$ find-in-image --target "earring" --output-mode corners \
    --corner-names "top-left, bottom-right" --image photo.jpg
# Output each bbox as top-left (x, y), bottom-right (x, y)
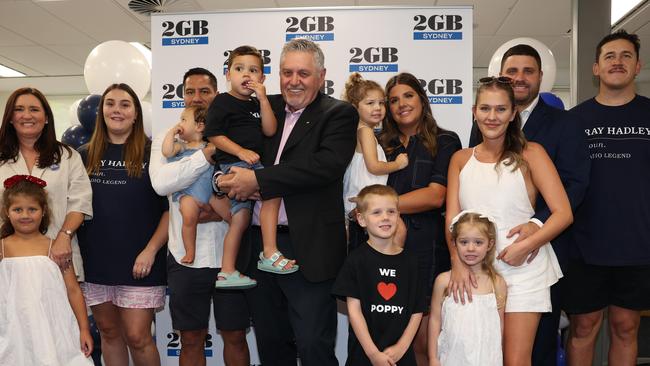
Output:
top-left (45, 120), bottom-right (49, 124)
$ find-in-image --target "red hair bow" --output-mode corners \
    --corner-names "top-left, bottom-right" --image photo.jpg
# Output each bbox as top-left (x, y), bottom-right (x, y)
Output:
top-left (3, 175), bottom-right (47, 189)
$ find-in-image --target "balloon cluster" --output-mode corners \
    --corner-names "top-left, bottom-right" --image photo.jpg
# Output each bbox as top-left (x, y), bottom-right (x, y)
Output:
top-left (62, 41), bottom-right (152, 148)
top-left (61, 95), bottom-right (100, 148)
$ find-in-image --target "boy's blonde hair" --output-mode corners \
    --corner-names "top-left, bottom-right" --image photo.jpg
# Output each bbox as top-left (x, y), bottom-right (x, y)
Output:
top-left (355, 184), bottom-right (398, 213)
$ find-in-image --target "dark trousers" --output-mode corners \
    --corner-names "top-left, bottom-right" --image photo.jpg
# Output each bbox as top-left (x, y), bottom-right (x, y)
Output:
top-left (532, 279), bottom-right (563, 366)
top-left (244, 226), bottom-right (338, 366)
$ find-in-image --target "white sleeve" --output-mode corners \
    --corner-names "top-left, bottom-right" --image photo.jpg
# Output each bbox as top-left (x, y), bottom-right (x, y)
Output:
top-left (65, 149), bottom-right (93, 219)
top-left (149, 129), bottom-right (212, 196)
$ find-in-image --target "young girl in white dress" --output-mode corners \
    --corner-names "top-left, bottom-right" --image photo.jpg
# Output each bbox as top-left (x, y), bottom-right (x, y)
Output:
top-left (428, 210), bottom-right (507, 366)
top-left (0, 175), bottom-right (93, 366)
top-left (342, 72), bottom-right (408, 247)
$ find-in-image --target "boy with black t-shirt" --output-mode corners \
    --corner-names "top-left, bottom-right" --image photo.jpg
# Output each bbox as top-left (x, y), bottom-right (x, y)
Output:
top-left (333, 184), bottom-right (424, 366)
top-left (565, 30), bottom-right (650, 364)
top-left (205, 45), bottom-right (298, 290)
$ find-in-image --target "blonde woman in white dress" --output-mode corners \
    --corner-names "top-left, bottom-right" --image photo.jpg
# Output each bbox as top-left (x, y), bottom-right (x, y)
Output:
top-left (445, 77), bottom-right (572, 366)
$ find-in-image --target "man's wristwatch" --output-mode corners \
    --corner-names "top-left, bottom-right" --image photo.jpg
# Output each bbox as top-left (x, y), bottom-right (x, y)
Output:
top-left (59, 229), bottom-right (74, 237)
top-left (212, 171), bottom-right (226, 197)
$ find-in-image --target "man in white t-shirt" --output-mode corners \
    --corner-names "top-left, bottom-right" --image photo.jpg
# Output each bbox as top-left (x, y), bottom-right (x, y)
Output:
top-left (150, 68), bottom-right (250, 366)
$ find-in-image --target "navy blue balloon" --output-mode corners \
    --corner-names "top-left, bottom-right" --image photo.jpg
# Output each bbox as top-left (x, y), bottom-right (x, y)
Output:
top-left (61, 125), bottom-right (92, 149)
top-left (540, 92), bottom-right (565, 110)
top-left (77, 94), bottom-right (101, 133)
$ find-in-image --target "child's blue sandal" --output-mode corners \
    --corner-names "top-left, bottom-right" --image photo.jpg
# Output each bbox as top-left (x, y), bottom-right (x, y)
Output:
top-left (257, 251), bottom-right (299, 274)
top-left (215, 270), bottom-right (257, 289)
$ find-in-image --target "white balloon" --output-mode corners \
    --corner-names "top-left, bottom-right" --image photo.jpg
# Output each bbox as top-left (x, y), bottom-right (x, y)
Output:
top-left (141, 101), bottom-right (153, 138)
top-left (84, 40), bottom-right (151, 99)
top-left (68, 98), bottom-right (82, 126)
top-left (487, 37), bottom-right (557, 92)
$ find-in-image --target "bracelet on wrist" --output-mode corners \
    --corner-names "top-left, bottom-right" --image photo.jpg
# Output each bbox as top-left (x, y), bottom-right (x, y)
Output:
top-left (212, 171), bottom-right (226, 197)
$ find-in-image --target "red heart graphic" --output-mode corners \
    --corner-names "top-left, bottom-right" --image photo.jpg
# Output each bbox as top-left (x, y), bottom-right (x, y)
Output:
top-left (377, 282), bottom-right (397, 301)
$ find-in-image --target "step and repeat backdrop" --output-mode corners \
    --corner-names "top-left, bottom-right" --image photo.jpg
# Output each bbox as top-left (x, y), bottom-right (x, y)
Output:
top-left (151, 6), bottom-right (472, 365)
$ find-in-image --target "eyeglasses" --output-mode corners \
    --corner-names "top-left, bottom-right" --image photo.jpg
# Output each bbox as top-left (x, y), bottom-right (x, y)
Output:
top-left (478, 76), bottom-right (513, 85)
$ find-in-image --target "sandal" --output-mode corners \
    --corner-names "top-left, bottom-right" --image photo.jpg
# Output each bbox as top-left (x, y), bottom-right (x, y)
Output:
top-left (215, 270), bottom-right (257, 289)
top-left (257, 251), bottom-right (299, 274)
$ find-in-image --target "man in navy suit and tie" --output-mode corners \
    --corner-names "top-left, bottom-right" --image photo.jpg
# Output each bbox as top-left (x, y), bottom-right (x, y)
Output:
top-left (469, 44), bottom-right (590, 366)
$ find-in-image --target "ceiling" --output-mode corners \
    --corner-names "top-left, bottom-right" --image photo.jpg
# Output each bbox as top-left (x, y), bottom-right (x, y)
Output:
top-left (0, 0), bottom-right (646, 94)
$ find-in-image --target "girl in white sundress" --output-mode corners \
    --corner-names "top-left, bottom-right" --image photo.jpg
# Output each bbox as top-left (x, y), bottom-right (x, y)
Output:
top-left (342, 72), bottom-right (408, 249)
top-left (429, 210), bottom-right (507, 366)
top-left (0, 175), bottom-right (93, 366)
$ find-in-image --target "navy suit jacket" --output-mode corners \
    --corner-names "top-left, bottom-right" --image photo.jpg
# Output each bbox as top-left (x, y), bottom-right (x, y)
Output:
top-left (469, 98), bottom-right (590, 270)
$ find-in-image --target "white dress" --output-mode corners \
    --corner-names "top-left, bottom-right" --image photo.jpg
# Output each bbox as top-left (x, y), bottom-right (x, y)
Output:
top-left (0, 241), bottom-right (93, 366)
top-left (438, 293), bottom-right (502, 365)
top-left (459, 151), bottom-right (562, 312)
top-left (343, 140), bottom-right (388, 215)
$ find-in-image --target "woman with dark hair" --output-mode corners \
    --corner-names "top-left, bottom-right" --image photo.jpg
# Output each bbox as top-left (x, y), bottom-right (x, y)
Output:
top-left (444, 77), bottom-right (571, 365)
top-left (379, 72), bottom-right (461, 365)
top-left (77, 83), bottom-right (168, 366)
top-left (0, 87), bottom-right (92, 274)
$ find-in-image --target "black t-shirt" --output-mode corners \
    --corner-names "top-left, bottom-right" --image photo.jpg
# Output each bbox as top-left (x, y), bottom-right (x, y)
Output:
top-left (571, 95), bottom-right (650, 265)
top-left (204, 92), bottom-right (263, 164)
top-left (332, 243), bottom-right (425, 366)
top-left (77, 142), bottom-right (168, 286)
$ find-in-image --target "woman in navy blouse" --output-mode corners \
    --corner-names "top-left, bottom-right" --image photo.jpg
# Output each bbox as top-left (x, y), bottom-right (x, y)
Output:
top-left (379, 72), bottom-right (461, 365)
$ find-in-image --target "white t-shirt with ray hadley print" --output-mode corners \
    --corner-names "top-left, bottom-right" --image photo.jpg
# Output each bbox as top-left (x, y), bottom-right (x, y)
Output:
top-left (571, 95), bottom-right (650, 266)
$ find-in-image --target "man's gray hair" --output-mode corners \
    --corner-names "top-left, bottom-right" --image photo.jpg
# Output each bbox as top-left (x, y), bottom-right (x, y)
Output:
top-left (280, 38), bottom-right (325, 71)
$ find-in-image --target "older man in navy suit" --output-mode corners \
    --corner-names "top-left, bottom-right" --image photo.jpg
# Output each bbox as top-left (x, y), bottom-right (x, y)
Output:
top-left (218, 38), bottom-right (357, 366)
top-left (469, 44), bottom-right (590, 366)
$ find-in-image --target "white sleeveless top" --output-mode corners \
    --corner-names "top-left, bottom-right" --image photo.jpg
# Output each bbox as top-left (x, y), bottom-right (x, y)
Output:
top-left (343, 140), bottom-right (388, 215)
top-left (438, 292), bottom-right (502, 365)
top-left (458, 151), bottom-right (562, 296)
top-left (0, 240), bottom-right (93, 366)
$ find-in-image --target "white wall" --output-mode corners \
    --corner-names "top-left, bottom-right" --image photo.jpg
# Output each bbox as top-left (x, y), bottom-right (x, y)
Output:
top-left (636, 81), bottom-right (650, 97)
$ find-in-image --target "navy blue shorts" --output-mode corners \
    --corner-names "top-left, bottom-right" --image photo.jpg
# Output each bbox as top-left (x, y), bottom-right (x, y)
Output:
top-left (167, 254), bottom-right (250, 331)
top-left (562, 258), bottom-right (650, 314)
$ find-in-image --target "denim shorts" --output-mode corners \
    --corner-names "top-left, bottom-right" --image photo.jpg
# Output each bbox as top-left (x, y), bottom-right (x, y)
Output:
top-left (218, 160), bottom-right (264, 216)
top-left (170, 149), bottom-right (213, 204)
